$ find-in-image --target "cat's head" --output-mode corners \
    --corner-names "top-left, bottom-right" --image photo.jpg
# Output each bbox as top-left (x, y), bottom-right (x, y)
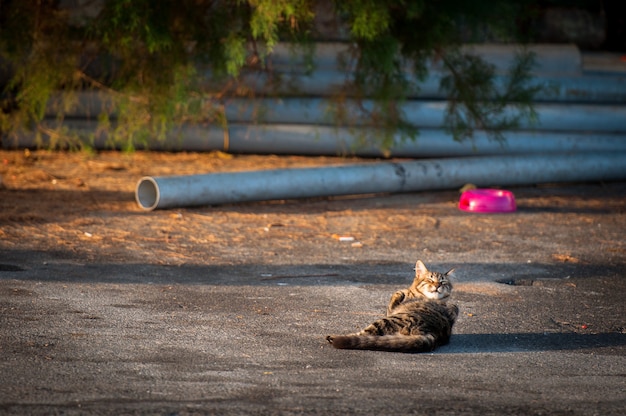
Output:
top-left (413, 260), bottom-right (454, 300)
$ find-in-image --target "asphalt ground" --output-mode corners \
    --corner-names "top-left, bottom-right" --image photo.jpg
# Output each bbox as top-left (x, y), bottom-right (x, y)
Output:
top-left (0, 151), bottom-right (625, 415)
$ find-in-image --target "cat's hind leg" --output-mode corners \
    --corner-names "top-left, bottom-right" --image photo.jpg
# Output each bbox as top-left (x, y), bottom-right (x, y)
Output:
top-left (355, 315), bottom-right (406, 336)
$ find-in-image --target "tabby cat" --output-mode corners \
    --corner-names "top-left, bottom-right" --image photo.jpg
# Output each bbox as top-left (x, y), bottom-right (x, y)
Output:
top-left (326, 260), bottom-right (458, 353)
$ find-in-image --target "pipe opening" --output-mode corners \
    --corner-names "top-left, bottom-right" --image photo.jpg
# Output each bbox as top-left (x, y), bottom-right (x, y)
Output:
top-left (136, 177), bottom-right (160, 211)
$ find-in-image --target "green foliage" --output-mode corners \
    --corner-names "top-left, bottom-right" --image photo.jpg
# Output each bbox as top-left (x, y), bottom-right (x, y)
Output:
top-left (0, 1), bottom-right (82, 146)
top-left (332, 0), bottom-right (542, 149)
top-left (440, 49), bottom-right (542, 143)
top-left (248, 0), bottom-right (314, 51)
top-left (0, 0), bottom-right (543, 151)
top-left (340, 0), bottom-right (391, 40)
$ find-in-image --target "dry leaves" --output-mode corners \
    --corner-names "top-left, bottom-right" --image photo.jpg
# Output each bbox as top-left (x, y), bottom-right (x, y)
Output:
top-left (552, 253), bottom-right (580, 263)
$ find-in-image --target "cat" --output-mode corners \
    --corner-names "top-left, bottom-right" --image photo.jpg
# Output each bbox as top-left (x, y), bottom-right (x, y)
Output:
top-left (326, 260), bottom-right (458, 353)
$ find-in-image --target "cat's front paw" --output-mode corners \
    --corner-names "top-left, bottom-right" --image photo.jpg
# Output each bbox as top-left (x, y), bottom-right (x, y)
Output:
top-left (326, 335), bottom-right (335, 344)
top-left (387, 291), bottom-right (406, 315)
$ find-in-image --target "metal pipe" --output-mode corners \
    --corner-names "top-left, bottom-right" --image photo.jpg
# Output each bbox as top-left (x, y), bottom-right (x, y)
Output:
top-left (225, 99), bottom-right (626, 132)
top-left (267, 43), bottom-right (583, 75)
top-left (240, 70), bottom-right (626, 103)
top-left (41, 92), bottom-right (626, 130)
top-left (8, 119), bottom-right (626, 157)
top-left (226, 125), bottom-right (626, 157)
top-left (135, 152), bottom-right (626, 210)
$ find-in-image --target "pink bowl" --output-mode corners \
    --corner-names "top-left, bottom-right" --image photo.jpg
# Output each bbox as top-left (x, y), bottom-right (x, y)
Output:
top-left (458, 189), bottom-right (516, 213)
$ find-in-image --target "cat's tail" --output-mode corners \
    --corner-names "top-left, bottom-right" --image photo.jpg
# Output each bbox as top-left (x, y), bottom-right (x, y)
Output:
top-left (326, 334), bottom-right (437, 353)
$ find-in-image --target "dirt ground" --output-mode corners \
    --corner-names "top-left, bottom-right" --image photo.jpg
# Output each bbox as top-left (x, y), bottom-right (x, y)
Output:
top-left (0, 149), bottom-right (625, 415)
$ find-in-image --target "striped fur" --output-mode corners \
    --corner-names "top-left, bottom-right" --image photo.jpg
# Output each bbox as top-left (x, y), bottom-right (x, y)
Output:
top-left (327, 261), bottom-right (458, 353)
top-left (387, 260), bottom-right (454, 316)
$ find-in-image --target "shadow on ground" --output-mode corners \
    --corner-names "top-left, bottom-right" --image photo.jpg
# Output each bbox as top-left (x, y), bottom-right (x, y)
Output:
top-left (0, 248), bottom-right (624, 285)
top-left (442, 332), bottom-right (626, 354)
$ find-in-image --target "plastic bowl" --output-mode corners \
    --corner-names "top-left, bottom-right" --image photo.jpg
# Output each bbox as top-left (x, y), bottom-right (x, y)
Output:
top-left (458, 189), bottom-right (516, 213)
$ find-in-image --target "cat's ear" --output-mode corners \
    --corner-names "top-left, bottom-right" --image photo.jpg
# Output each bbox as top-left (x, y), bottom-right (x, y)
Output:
top-left (415, 260), bottom-right (428, 275)
top-left (445, 268), bottom-right (456, 276)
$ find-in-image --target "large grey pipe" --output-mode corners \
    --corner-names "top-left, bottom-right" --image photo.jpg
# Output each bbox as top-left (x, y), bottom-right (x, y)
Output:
top-left (9, 119), bottom-right (626, 157)
top-left (136, 152), bottom-right (626, 210)
top-left (225, 125), bottom-right (626, 157)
